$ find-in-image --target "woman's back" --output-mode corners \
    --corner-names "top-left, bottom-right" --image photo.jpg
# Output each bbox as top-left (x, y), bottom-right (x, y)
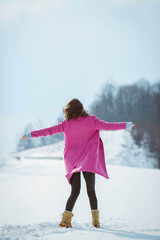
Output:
top-left (63, 115), bottom-right (98, 148)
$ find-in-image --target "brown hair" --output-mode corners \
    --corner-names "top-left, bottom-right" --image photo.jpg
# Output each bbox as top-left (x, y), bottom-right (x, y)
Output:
top-left (62, 98), bottom-right (90, 120)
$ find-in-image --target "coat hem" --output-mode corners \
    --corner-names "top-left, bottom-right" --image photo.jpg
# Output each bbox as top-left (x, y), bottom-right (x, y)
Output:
top-left (65, 168), bottom-right (109, 185)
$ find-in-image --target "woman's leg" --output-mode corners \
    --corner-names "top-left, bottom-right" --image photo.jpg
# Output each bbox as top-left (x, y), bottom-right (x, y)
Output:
top-left (82, 171), bottom-right (98, 210)
top-left (65, 172), bottom-right (81, 212)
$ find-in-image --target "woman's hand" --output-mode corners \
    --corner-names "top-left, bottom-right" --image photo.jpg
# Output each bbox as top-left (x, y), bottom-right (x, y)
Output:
top-left (22, 134), bottom-right (29, 140)
top-left (132, 123), bottom-right (135, 128)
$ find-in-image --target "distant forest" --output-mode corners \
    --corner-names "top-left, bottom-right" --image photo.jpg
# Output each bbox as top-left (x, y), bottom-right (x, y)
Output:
top-left (88, 79), bottom-right (160, 168)
top-left (17, 79), bottom-right (160, 168)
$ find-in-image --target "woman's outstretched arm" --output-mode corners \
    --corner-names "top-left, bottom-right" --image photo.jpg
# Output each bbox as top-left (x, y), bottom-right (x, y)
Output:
top-left (92, 115), bottom-right (135, 131)
top-left (22, 120), bottom-right (65, 140)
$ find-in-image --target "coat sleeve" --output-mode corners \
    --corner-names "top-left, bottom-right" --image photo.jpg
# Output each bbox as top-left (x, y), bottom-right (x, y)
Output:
top-left (92, 115), bottom-right (132, 131)
top-left (26, 120), bottom-right (65, 138)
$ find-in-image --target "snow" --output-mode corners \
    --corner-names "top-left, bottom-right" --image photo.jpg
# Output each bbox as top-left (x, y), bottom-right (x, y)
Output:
top-left (0, 131), bottom-right (160, 239)
top-left (0, 152), bottom-right (20, 169)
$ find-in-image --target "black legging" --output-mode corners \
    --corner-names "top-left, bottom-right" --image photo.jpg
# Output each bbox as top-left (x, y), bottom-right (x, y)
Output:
top-left (65, 171), bottom-right (98, 212)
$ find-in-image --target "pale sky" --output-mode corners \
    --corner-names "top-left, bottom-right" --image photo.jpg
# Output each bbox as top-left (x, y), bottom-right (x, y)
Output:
top-left (0, 0), bottom-right (160, 153)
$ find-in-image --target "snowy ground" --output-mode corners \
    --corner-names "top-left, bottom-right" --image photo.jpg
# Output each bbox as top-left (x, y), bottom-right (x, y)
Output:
top-left (0, 130), bottom-right (160, 239)
top-left (0, 158), bottom-right (160, 240)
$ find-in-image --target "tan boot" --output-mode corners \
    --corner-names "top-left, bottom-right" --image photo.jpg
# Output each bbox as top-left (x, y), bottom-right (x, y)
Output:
top-left (59, 210), bottom-right (74, 228)
top-left (91, 209), bottom-right (100, 228)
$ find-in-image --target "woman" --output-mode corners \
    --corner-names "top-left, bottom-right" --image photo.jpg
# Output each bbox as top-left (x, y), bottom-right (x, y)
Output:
top-left (22, 98), bottom-right (135, 228)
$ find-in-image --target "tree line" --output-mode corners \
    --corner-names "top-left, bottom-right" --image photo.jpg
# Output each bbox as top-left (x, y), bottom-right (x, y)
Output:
top-left (88, 78), bottom-right (160, 168)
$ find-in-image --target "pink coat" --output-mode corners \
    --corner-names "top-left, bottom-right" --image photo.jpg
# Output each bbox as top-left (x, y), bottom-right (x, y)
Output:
top-left (27, 115), bottom-right (132, 184)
